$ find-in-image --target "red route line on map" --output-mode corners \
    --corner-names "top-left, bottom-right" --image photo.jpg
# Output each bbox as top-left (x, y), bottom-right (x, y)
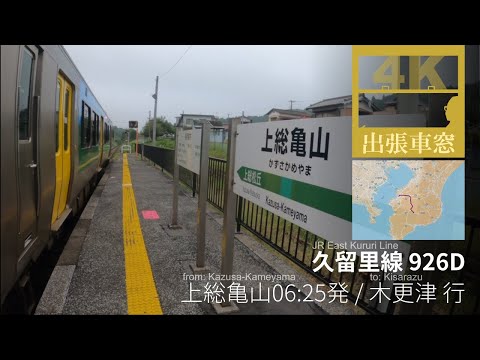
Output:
top-left (398, 194), bottom-right (414, 213)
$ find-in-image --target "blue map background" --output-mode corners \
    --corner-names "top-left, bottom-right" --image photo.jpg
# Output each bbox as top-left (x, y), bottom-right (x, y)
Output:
top-left (352, 163), bottom-right (464, 240)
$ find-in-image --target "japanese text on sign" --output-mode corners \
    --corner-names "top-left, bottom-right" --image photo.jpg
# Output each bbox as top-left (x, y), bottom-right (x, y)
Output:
top-left (362, 131), bottom-right (455, 155)
top-left (261, 127), bottom-right (330, 160)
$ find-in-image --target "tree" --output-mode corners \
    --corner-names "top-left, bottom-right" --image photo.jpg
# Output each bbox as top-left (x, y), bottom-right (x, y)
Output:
top-left (129, 129), bottom-right (137, 142)
top-left (142, 116), bottom-right (175, 141)
top-left (112, 126), bottom-right (124, 142)
top-left (210, 119), bottom-right (224, 127)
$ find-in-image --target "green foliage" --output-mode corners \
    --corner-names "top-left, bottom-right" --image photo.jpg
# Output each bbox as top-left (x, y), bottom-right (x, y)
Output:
top-left (112, 126), bottom-right (124, 143)
top-left (142, 117), bottom-right (175, 140)
top-left (210, 119), bottom-right (224, 127)
top-left (208, 142), bottom-right (227, 159)
top-left (143, 137), bottom-right (175, 149)
top-left (112, 126), bottom-right (136, 144)
top-left (154, 138), bottom-right (176, 149)
top-left (129, 129), bottom-right (137, 140)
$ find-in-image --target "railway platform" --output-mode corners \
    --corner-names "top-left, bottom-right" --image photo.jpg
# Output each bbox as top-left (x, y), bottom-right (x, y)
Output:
top-left (35, 153), bottom-right (332, 315)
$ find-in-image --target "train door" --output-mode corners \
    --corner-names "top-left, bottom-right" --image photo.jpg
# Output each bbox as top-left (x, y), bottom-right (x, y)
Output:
top-left (17, 45), bottom-right (40, 249)
top-left (51, 74), bottom-right (72, 224)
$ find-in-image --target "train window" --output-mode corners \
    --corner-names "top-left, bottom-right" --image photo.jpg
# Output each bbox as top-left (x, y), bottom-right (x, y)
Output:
top-left (55, 80), bottom-right (61, 152)
top-left (101, 116), bottom-right (104, 144)
top-left (96, 114), bottom-right (100, 145)
top-left (81, 102), bottom-right (91, 148)
top-left (92, 111), bottom-right (97, 146)
top-left (94, 114), bottom-right (97, 145)
top-left (102, 118), bottom-right (107, 143)
top-left (18, 47), bottom-right (34, 141)
top-left (64, 87), bottom-right (70, 150)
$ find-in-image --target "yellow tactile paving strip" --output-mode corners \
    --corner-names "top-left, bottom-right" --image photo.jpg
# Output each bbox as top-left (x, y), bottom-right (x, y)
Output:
top-left (122, 154), bottom-right (163, 314)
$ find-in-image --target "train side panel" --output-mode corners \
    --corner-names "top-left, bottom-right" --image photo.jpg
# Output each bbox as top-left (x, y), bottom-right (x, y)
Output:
top-left (1, 45), bottom-right (58, 302)
top-left (72, 80), bottom-right (102, 203)
top-left (1, 45), bottom-right (21, 304)
top-left (33, 46), bottom-right (57, 263)
top-left (1, 45), bottom-right (113, 305)
top-left (44, 46), bottom-right (106, 218)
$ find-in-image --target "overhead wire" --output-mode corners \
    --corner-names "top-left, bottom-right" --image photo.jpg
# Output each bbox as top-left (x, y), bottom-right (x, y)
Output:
top-left (158, 45), bottom-right (193, 80)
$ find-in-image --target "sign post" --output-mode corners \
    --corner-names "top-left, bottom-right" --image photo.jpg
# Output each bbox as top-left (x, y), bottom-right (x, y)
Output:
top-left (176, 127), bottom-right (202, 174)
top-left (136, 128), bottom-right (139, 157)
top-left (212, 118), bottom-right (241, 314)
top-left (170, 125), bottom-right (202, 229)
top-left (169, 126), bottom-right (182, 229)
top-left (191, 122), bottom-right (211, 273)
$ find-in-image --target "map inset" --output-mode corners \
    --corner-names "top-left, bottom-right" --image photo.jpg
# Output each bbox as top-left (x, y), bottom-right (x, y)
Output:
top-left (352, 160), bottom-right (464, 240)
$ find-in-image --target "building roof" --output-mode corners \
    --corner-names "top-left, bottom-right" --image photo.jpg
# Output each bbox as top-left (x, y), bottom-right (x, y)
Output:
top-left (265, 108), bottom-right (313, 117)
top-left (179, 114), bottom-right (215, 118)
top-left (230, 115), bottom-right (252, 122)
top-left (306, 94), bottom-right (393, 114)
top-left (176, 114), bottom-right (215, 127)
top-left (306, 95), bottom-right (353, 110)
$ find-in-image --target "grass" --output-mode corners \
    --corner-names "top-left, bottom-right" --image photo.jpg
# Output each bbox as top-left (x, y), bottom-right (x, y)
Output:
top-left (142, 138), bottom-right (228, 158)
top-left (209, 142), bottom-right (227, 159)
top-left (143, 138), bottom-right (175, 149)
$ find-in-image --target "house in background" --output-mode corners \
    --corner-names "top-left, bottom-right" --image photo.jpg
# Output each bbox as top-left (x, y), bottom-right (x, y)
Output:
top-left (265, 108), bottom-right (313, 121)
top-left (306, 94), bottom-right (399, 117)
top-left (240, 116), bottom-right (252, 124)
top-left (222, 115), bottom-right (252, 131)
top-left (366, 94), bottom-right (399, 115)
top-left (306, 94), bottom-right (370, 117)
top-left (234, 115), bottom-right (253, 124)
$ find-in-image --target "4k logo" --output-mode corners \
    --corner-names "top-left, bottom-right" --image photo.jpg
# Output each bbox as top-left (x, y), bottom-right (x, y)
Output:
top-left (373, 56), bottom-right (451, 90)
top-left (352, 45), bottom-right (465, 159)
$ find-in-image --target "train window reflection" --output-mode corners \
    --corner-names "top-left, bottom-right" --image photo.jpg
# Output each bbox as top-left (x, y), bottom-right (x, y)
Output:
top-left (81, 102), bottom-right (91, 148)
top-left (64, 88), bottom-right (70, 150)
top-left (18, 48), bottom-right (34, 141)
top-left (55, 80), bottom-right (61, 152)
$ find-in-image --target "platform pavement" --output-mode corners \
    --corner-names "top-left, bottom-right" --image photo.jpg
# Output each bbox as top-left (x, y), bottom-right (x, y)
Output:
top-left (36, 153), bottom-right (339, 315)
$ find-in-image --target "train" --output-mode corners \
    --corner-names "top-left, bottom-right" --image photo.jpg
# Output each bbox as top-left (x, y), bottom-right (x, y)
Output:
top-left (1, 45), bottom-right (117, 307)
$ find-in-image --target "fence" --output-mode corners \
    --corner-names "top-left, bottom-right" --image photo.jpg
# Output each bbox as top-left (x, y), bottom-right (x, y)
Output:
top-left (139, 144), bottom-right (479, 315)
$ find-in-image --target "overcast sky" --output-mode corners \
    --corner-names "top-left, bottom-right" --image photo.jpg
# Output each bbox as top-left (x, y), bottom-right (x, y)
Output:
top-left (64, 45), bottom-right (352, 129)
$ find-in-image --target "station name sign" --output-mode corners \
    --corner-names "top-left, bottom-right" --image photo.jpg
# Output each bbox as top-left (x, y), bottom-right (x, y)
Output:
top-left (233, 118), bottom-right (352, 243)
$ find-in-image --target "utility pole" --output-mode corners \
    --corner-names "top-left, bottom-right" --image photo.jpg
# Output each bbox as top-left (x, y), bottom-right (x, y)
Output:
top-left (288, 100), bottom-right (296, 110)
top-left (152, 76), bottom-right (159, 144)
top-left (149, 110), bottom-right (152, 141)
